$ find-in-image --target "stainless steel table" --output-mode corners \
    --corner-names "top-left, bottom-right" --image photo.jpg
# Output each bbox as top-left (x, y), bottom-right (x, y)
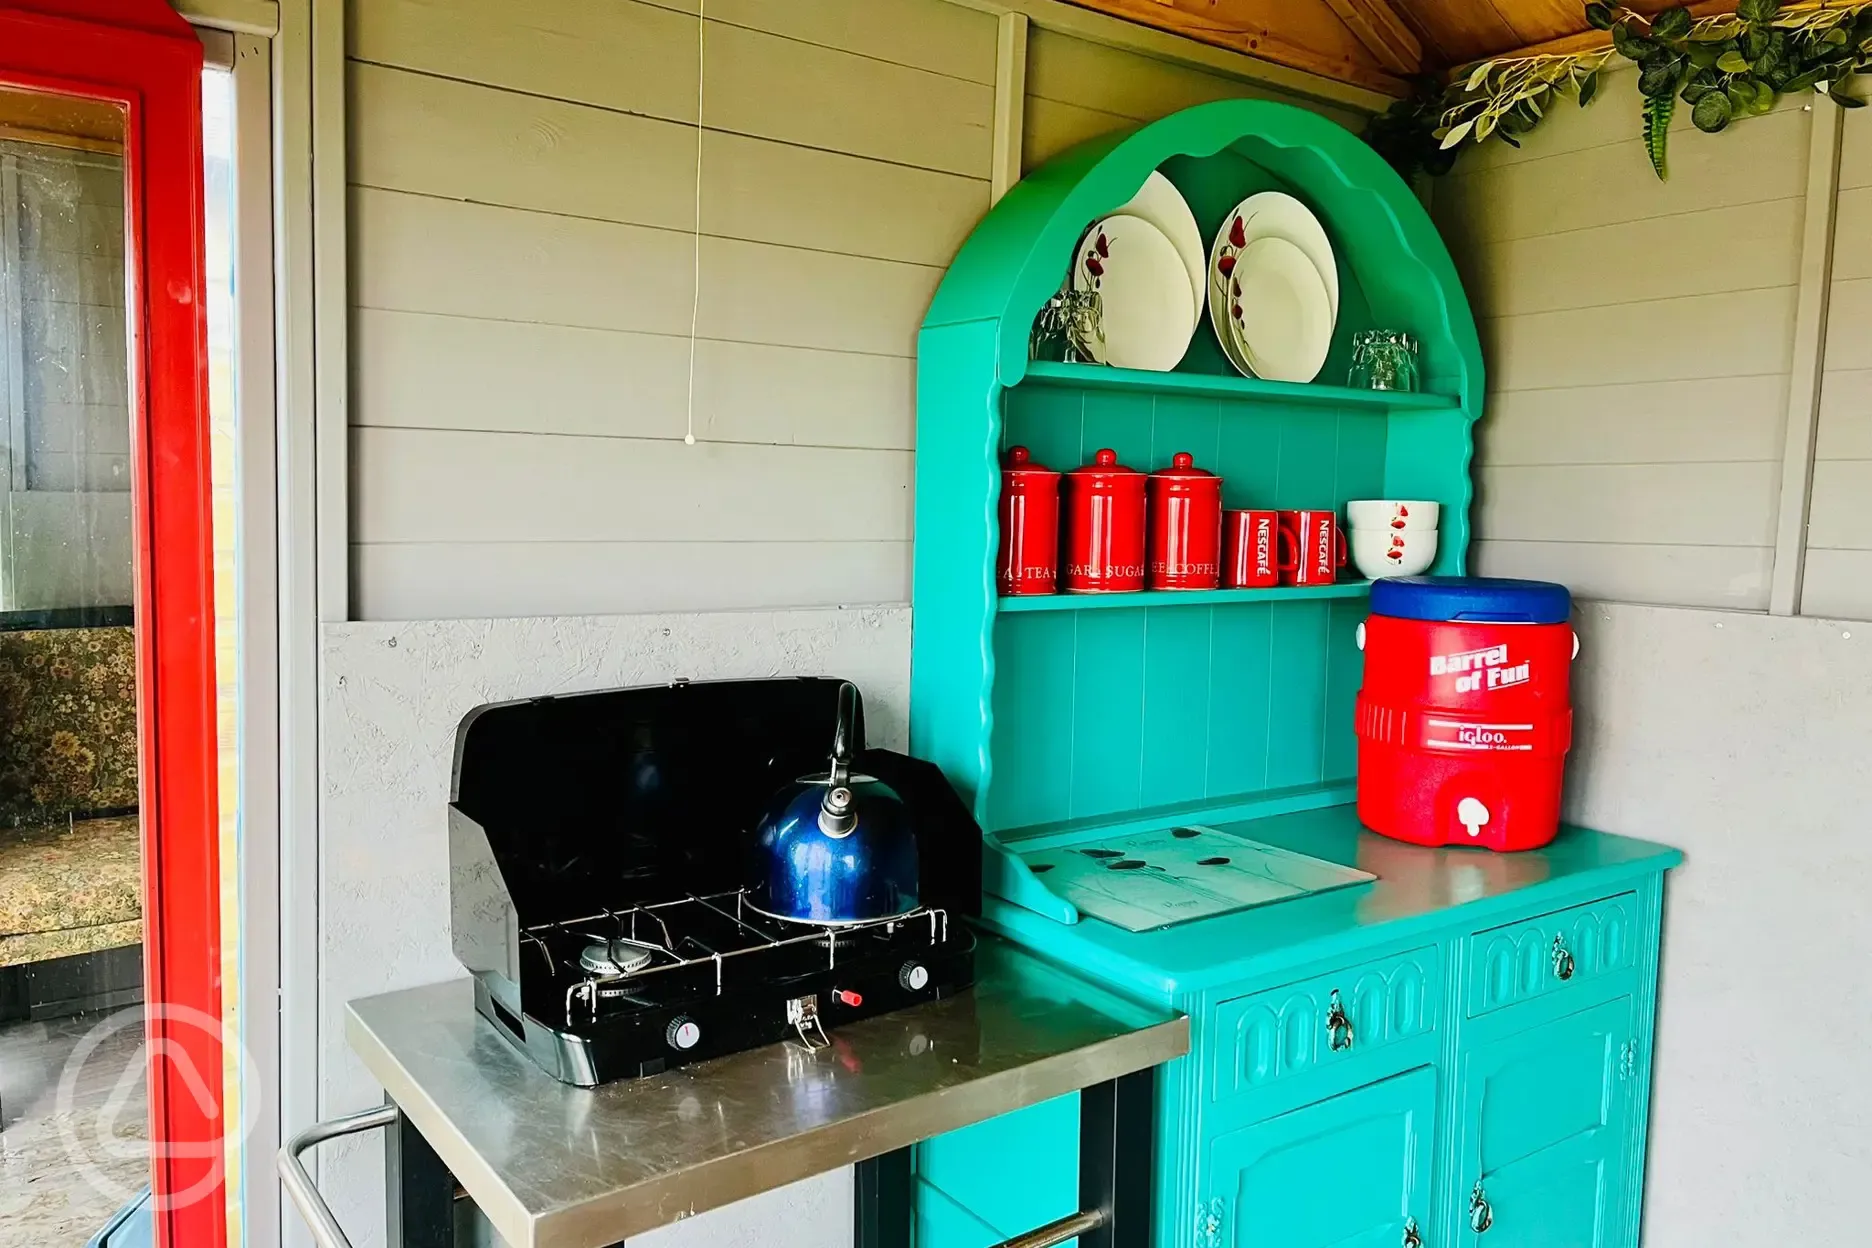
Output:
top-left (281, 934), bottom-right (1188, 1248)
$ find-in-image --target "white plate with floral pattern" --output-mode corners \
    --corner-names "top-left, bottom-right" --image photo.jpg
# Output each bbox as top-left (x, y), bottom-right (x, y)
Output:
top-left (1072, 214), bottom-right (1195, 372)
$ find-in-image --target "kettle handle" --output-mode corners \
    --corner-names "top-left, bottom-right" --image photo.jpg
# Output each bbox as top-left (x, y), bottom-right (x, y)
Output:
top-left (820, 682), bottom-right (861, 835)
top-left (828, 681), bottom-right (859, 788)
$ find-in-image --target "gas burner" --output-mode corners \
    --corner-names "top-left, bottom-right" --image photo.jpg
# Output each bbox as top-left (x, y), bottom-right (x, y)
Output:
top-left (447, 677), bottom-right (980, 1086)
top-left (577, 939), bottom-right (655, 977)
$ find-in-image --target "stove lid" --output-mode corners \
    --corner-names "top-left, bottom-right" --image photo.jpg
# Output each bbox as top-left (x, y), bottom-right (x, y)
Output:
top-left (450, 677), bottom-right (861, 925)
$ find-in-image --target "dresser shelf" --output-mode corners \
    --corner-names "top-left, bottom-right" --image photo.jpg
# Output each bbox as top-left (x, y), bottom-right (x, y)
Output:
top-left (998, 581), bottom-right (1373, 613)
top-left (1020, 359), bottom-right (1457, 413)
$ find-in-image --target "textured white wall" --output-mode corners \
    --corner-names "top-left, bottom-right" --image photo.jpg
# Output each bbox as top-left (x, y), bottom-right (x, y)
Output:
top-left (317, 607), bottom-right (909, 1248)
top-left (1567, 600), bottom-right (1871, 1247)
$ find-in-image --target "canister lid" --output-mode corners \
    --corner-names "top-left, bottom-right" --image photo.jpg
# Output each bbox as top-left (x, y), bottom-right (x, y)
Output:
top-left (1067, 447), bottom-right (1142, 477)
top-left (1149, 451), bottom-right (1219, 482)
top-left (1371, 576), bottom-right (1571, 625)
top-left (1003, 446), bottom-right (1057, 477)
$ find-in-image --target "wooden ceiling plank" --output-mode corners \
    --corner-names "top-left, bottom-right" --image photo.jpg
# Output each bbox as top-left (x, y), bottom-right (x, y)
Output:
top-left (1322, 0), bottom-right (1424, 74)
top-left (1389, 0), bottom-right (1519, 65)
top-left (1487, 0), bottom-right (1593, 47)
top-left (1062, 0), bottom-right (1411, 94)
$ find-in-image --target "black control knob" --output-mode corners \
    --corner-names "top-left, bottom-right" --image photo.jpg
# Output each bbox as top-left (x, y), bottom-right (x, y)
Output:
top-left (666, 1016), bottom-right (701, 1051)
top-left (899, 961), bottom-right (930, 992)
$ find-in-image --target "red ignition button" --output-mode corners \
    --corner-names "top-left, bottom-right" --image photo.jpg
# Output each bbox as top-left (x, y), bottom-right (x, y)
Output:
top-left (833, 989), bottom-right (863, 1007)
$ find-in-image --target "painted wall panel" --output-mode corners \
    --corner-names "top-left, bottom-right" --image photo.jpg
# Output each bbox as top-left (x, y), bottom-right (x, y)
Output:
top-left (1801, 109), bottom-right (1872, 619)
top-left (1566, 601), bottom-right (1872, 1248)
top-left (1439, 83), bottom-right (1807, 611)
top-left (316, 607), bottom-right (911, 1248)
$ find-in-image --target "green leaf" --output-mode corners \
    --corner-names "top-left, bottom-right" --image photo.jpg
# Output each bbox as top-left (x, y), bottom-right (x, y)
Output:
top-left (1438, 118), bottom-right (1475, 149)
top-left (1825, 27), bottom-right (1852, 46)
top-left (1613, 25), bottom-right (1656, 61)
top-left (1832, 76), bottom-right (1868, 107)
top-left (1681, 80), bottom-right (1713, 104)
top-left (1585, 2), bottom-right (1616, 32)
top-left (1692, 89), bottom-right (1733, 132)
top-left (1717, 50), bottom-right (1751, 73)
top-left (1750, 81), bottom-right (1778, 115)
top-left (1737, 0), bottom-right (1779, 24)
top-left (1465, 60), bottom-right (1495, 91)
top-left (1684, 41), bottom-right (1722, 69)
top-left (1578, 69), bottom-right (1601, 106)
top-left (1639, 59), bottom-right (1683, 98)
top-left (1651, 6), bottom-right (1692, 39)
top-left (1644, 93), bottom-right (1675, 179)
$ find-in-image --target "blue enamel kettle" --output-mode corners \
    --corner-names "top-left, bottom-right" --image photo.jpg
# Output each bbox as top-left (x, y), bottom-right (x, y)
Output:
top-left (747, 682), bottom-right (919, 925)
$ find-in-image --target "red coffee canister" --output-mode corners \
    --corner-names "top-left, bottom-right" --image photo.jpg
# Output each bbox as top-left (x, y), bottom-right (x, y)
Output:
top-left (997, 446), bottom-right (1061, 596)
top-left (1063, 448), bottom-right (1146, 593)
top-left (1148, 452), bottom-right (1223, 590)
top-left (1223, 509), bottom-right (1280, 589)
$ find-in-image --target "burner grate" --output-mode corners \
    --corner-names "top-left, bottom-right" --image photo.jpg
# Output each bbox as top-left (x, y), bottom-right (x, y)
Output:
top-left (518, 889), bottom-right (949, 1026)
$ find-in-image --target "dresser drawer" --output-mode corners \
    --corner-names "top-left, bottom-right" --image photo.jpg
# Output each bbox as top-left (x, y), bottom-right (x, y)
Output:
top-left (1210, 946), bottom-right (1442, 1102)
top-left (1466, 890), bottom-right (1639, 1017)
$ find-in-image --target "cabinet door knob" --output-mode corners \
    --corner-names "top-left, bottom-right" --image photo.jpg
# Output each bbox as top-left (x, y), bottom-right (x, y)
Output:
top-left (1325, 989), bottom-right (1354, 1052)
top-left (1402, 1216), bottom-right (1422, 1247)
top-left (1470, 1181), bottom-right (1494, 1234)
top-left (1551, 934), bottom-right (1576, 982)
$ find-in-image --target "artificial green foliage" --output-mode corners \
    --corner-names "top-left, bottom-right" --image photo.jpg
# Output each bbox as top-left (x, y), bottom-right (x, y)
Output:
top-left (1366, 2), bottom-right (1872, 180)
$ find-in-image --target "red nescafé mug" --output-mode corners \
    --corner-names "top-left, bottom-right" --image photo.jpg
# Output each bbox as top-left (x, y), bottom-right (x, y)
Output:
top-left (1223, 509), bottom-right (1280, 589)
top-left (1277, 509), bottom-right (1347, 586)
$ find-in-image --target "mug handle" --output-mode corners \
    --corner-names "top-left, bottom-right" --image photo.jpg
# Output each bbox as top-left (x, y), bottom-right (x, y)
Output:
top-left (1276, 522), bottom-right (1299, 572)
top-left (1333, 522), bottom-right (1348, 569)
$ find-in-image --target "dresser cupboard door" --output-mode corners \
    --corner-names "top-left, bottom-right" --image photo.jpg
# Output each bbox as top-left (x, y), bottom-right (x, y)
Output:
top-left (1201, 1066), bottom-right (1435, 1248)
top-left (1455, 997), bottom-right (1636, 1248)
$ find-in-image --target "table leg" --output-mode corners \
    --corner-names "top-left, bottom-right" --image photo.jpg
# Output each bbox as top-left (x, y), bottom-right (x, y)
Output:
top-left (384, 1096), bottom-right (455, 1248)
top-left (1078, 1068), bottom-right (1155, 1248)
top-left (854, 1144), bottom-right (913, 1248)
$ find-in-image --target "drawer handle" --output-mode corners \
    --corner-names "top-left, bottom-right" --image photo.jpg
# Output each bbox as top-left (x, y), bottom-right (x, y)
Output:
top-left (1403, 1216), bottom-right (1422, 1248)
top-left (1470, 1181), bottom-right (1494, 1234)
top-left (1325, 989), bottom-right (1354, 1052)
top-left (1551, 934), bottom-right (1576, 982)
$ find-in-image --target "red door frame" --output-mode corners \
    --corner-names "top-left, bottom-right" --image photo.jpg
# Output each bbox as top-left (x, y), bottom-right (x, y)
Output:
top-left (0, 3), bottom-right (223, 1245)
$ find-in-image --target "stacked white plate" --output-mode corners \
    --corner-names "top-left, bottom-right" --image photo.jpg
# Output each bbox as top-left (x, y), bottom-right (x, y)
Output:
top-left (1207, 192), bottom-right (1338, 383)
top-left (1069, 172), bottom-right (1203, 373)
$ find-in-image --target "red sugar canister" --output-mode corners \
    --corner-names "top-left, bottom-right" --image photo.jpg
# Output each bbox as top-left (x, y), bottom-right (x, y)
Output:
top-left (1147, 452), bottom-right (1223, 590)
top-left (997, 446), bottom-right (1060, 596)
top-left (1062, 448), bottom-right (1146, 593)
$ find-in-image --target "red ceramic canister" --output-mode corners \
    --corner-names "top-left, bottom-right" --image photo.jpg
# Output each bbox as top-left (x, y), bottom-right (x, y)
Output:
top-left (1062, 448), bottom-right (1146, 592)
top-left (997, 446), bottom-right (1061, 596)
top-left (1223, 509), bottom-right (1280, 589)
top-left (1147, 453), bottom-right (1224, 590)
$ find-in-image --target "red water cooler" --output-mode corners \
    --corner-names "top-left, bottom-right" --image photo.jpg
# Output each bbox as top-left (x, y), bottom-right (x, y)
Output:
top-left (1355, 577), bottom-right (1576, 852)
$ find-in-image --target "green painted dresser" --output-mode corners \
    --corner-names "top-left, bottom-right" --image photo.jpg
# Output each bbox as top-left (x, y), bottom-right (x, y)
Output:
top-left (906, 100), bottom-right (1681, 1248)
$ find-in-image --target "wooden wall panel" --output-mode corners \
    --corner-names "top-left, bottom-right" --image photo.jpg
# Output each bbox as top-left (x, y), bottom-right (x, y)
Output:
top-left (1437, 69), bottom-right (1809, 611)
top-left (1021, 26), bottom-right (1363, 171)
top-left (344, 0), bottom-right (994, 619)
top-left (1803, 109), bottom-right (1872, 620)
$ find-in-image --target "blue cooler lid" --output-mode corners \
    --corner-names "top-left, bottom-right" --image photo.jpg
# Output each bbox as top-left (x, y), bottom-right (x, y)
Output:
top-left (1370, 576), bottom-right (1571, 624)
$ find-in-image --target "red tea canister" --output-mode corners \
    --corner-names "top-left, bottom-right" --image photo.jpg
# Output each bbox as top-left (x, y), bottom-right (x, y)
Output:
top-left (997, 446), bottom-right (1061, 596)
top-left (1147, 452), bottom-right (1224, 590)
top-left (1062, 448), bottom-right (1146, 593)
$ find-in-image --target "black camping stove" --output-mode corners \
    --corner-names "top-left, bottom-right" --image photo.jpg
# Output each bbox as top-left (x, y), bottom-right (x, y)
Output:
top-left (447, 678), bottom-right (979, 1086)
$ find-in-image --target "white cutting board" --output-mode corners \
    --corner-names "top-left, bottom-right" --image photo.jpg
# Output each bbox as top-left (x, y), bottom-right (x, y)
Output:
top-left (1020, 825), bottom-right (1374, 932)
